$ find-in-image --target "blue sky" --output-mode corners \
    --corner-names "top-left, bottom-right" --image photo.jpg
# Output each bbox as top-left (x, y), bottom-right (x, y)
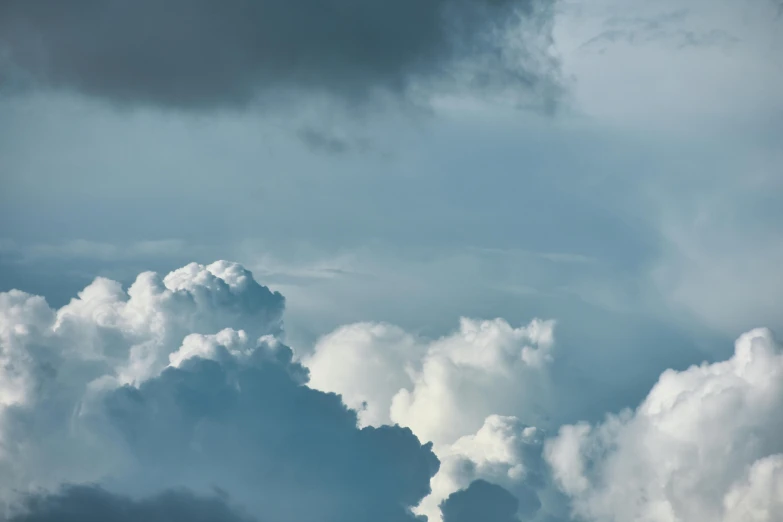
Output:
top-left (1, 1), bottom-right (782, 521)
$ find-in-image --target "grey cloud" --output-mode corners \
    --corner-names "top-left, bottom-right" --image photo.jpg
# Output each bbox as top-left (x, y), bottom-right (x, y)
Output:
top-left (99, 347), bottom-right (439, 522)
top-left (0, 0), bottom-right (559, 110)
top-left (0, 262), bottom-right (439, 522)
top-left (8, 486), bottom-right (255, 522)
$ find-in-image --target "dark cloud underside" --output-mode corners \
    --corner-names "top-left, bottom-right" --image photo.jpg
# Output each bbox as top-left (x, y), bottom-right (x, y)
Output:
top-left (0, 0), bottom-right (556, 109)
top-left (101, 351), bottom-right (439, 522)
top-left (8, 486), bottom-right (255, 522)
top-left (441, 480), bottom-right (525, 522)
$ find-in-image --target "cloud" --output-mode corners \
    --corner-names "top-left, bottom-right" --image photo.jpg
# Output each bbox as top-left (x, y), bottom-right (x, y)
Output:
top-left (304, 318), bottom-right (573, 521)
top-left (419, 415), bottom-right (573, 522)
top-left (0, 261), bottom-right (439, 522)
top-left (99, 352), bottom-right (437, 521)
top-left (7, 485), bottom-right (254, 522)
top-left (545, 327), bottom-right (783, 522)
top-left (13, 259), bottom-right (781, 522)
top-left (440, 480), bottom-right (521, 522)
top-left (0, 0), bottom-right (561, 111)
top-left (0, 261), bottom-right (286, 493)
top-left (305, 317), bottom-right (556, 446)
top-left (723, 455), bottom-right (783, 522)
top-left (54, 260), bottom-right (285, 384)
top-left (305, 322), bottom-right (426, 428)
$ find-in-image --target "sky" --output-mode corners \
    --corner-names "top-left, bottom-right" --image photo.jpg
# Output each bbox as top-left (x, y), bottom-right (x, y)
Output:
top-left (0, 0), bottom-right (782, 521)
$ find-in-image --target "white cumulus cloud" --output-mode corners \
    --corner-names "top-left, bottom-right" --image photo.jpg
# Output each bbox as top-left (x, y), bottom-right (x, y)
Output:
top-left (305, 316), bottom-right (561, 521)
top-left (0, 261), bottom-right (440, 522)
top-left (416, 414), bottom-right (574, 522)
top-left (306, 316), bottom-right (555, 447)
top-left (7, 259), bottom-right (781, 522)
top-left (545, 327), bottom-right (783, 522)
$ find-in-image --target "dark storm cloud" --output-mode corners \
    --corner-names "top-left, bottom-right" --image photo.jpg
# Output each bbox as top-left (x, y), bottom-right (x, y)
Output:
top-left (0, 0), bottom-right (558, 110)
top-left (8, 486), bottom-right (255, 522)
top-left (440, 480), bottom-right (527, 522)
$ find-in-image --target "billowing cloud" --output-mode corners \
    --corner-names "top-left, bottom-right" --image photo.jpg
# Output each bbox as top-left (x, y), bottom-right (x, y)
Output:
top-left (0, 260), bottom-right (284, 402)
top-left (0, 0), bottom-right (561, 110)
top-left (305, 317), bottom-right (556, 446)
top-left (418, 415), bottom-right (572, 522)
top-left (0, 261), bottom-right (439, 522)
top-left (545, 327), bottom-right (783, 522)
top-left (304, 317), bottom-right (568, 521)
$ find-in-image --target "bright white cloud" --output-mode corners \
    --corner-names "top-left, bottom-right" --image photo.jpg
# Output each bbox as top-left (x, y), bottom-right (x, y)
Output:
top-left (306, 317), bottom-right (555, 447)
top-left (723, 455), bottom-right (783, 522)
top-left (0, 262), bottom-right (285, 498)
top-left (391, 318), bottom-right (555, 447)
top-left (545, 327), bottom-right (783, 522)
top-left (51, 261), bottom-right (284, 384)
top-left (0, 291), bottom-right (56, 408)
top-left (305, 322), bottom-right (424, 427)
top-left (305, 317), bottom-right (561, 520)
top-left (416, 414), bottom-right (572, 522)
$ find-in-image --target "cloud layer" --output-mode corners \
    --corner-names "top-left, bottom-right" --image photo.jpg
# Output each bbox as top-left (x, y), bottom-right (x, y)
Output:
top-left (3, 260), bottom-right (783, 522)
top-left (0, 0), bottom-right (560, 110)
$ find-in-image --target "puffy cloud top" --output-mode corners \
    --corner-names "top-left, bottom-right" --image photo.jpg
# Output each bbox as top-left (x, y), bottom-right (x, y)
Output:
top-left (420, 415), bottom-right (550, 521)
top-left (545, 328), bottom-right (783, 522)
top-left (0, 261), bottom-right (438, 522)
top-left (306, 317), bottom-right (555, 446)
top-left (305, 317), bottom-right (567, 521)
top-left (1, 261), bottom-right (283, 399)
